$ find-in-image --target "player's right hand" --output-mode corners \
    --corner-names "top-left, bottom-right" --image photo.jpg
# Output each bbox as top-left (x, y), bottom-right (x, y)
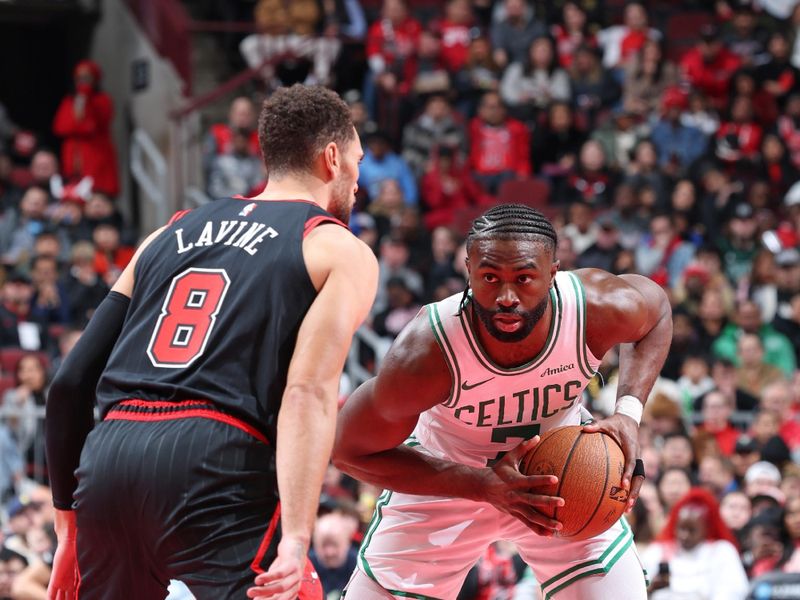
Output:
top-left (48, 510), bottom-right (79, 600)
top-left (479, 436), bottom-right (564, 536)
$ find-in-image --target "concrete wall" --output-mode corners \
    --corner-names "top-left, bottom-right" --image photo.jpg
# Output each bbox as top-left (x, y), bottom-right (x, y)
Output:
top-left (90, 0), bottom-right (185, 236)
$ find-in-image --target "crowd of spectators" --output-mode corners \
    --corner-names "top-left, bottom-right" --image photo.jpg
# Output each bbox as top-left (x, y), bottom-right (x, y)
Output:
top-left (5, 0), bottom-right (800, 598)
top-left (0, 47), bottom-right (132, 600)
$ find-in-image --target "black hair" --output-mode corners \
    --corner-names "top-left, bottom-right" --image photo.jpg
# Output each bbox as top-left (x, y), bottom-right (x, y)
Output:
top-left (466, 204), bottom-right (558, 254)
top-left (0, 546), bottom-right (28, 566)
top-left (460, 204), bottom-right (558, 313)
top-left (258, 84), bottom-right (354, 177)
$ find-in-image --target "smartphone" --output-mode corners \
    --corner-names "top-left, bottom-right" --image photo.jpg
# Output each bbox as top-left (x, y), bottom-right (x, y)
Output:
top-left (658, 562), bottom-right (670, 576)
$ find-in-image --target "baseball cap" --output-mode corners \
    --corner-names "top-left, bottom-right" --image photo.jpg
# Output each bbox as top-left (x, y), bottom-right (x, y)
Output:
top-left (6, 496), bottom-right (34, 519)
top-left (745, 461), bottom-right (782, 485)
top-left (662, 87), bottom-right (688, 111)
top-left (5, 270), bottom-right (31, 285)
top-left (731, 202), bottom-right (754, 220)
top-left (775, 248), bottom-right (800, 268)
top-left (734, 435), bottom-right (759, 454)
top-left (596, 212), bottom-right (617, 230)
top-left (352, 212), bottom-right (376, 232)
top-left (683, 263), bottom-right (711, 283)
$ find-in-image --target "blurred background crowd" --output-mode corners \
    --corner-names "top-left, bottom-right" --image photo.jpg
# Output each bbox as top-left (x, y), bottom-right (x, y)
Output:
top-left (3, 0), bottom-right (800, 598)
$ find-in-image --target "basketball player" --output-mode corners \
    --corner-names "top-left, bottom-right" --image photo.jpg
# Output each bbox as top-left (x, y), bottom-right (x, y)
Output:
top-left (333, 204), bottom-right (672, 599)
top-left (44, 85), bottom-right (378, 600)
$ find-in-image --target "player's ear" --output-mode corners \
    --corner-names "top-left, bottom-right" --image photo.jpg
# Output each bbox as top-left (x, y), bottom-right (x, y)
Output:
top-left (323, 142), bottom-right (340, 178)
top-left (550, 260), bottom-right (559, 287)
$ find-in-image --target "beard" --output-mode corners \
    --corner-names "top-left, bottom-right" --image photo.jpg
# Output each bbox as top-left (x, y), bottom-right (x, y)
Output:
top-left (471, 292), bottom-right (550, 343)
top-left (329, 176), bottom-right (354, 225)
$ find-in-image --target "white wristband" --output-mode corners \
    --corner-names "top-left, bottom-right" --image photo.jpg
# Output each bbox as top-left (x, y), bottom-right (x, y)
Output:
top-left (614, 395), bottom-right (643, 425)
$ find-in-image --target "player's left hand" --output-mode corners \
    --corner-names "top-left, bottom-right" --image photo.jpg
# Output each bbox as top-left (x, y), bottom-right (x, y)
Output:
top-left (247, 537), bottom-right (314, 600)
top-left (582, 413), bottom-right (642, 512)
top-left (48, 510), bottom-right (79, 600)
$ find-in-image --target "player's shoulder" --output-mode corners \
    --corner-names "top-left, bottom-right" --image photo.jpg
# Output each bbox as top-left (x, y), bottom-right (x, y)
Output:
top-left (305, 223), bottom-right (376, 267)
top-left (571, 268), bottom-right (639, 309)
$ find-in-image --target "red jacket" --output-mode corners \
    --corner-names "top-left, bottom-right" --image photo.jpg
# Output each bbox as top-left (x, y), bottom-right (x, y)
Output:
top-left (421, 161), bottom-right (492, 229)
top-left (698, 423), bottom-right (740, 456)
top-left (208, 124), bottom-right (260, 156)
top-left (468, 117), bottom-right (531, 177)
top-left (680, 47), bottom-right (742, 110)
top-left (552, 25), bottom-right (597, 69)
top-left (432, 19), bottom-right (472, 73)
top-left (94, 246), bottom-right (135, 278)
top-left (53, 91), bottom-right (119, 196)
top-left (366, 17), bottom-right (422, 91)
top-left (716, 121), bottom-right (763, 162)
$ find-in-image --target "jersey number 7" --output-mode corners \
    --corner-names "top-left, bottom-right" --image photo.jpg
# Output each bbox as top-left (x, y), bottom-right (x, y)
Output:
top-left (486, 424), bottom-right (541, 467)
top-left (147, 268), bottom-right (231, 368)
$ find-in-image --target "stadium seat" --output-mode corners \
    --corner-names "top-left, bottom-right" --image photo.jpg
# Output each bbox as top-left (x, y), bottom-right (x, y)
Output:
top-left (497, 177), bottom-right (551, 209)
top-left (452, 205), bottom-right (488, 236)
top-left (0, 376), bottom-right (16, 399)
top-left (665, 12), bottom-right (716, 62)
top-left (0, 348), bottom-right (50, 377)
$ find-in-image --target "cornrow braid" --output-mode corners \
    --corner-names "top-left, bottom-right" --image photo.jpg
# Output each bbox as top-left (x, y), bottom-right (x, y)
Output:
top-left (466, 204), bottom-right (558, 253)
top-left (457, 204), bottom-right (559, 315)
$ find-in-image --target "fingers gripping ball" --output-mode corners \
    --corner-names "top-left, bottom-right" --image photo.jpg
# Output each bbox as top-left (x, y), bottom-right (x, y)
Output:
top-left (520, 426), bottom-right (628, 540)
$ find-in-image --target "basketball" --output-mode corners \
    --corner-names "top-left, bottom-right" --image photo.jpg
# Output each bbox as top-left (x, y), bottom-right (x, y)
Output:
top-left (520, 426), bottom-right (628, 540)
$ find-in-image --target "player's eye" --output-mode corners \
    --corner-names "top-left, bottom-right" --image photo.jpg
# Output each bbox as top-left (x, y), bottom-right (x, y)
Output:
top-left (517, 275), bottom-right (533, 284)
top-left (483, 273), bottom-right (498, 283)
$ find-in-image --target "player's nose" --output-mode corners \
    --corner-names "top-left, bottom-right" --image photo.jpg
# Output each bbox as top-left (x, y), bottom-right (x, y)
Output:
top-left (497, 284), bottom-right (519, 307)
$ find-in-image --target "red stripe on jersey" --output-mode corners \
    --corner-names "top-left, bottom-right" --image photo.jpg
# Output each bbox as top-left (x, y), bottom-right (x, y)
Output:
top-left (167, 209), bottom-right (192, 225)
top-left (303, 215), bottom-right (348, 238)
top-left (251, 502), bottom-right (282, 574)
top-left (105, 408), bottom-right (269, 445)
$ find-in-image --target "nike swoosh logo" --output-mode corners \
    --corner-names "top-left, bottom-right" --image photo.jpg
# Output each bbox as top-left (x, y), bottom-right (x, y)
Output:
top-left (461, 377), bottom-right (495, 391)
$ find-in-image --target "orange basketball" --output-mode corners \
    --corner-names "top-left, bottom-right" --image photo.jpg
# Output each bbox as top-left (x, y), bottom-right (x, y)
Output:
top-left (520, 425), bottom-right (628, 540)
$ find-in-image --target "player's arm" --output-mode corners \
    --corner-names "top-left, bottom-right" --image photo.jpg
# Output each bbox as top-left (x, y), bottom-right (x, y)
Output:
top-left (577, 269), bottom-right (672, 505)
top-left (45, 226), bottom-right (165, 599)
top-left (249, 226), bottom-right (377, 599)
top-left (332, 311), bottom-right (563, 534)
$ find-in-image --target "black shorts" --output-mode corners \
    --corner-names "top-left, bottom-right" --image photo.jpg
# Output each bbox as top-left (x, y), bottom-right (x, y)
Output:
top-left (73, 399), bottom-right (281, 600)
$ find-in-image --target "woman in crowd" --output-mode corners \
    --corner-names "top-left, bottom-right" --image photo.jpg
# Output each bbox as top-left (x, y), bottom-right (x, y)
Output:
top-left (642, 487), bottom-right (749, 599)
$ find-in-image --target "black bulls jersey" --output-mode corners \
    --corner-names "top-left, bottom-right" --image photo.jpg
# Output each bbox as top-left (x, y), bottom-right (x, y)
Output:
top-left (97, 198), bottom-right (345, 442)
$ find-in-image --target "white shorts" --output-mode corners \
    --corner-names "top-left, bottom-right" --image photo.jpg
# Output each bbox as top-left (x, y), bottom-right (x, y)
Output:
top-left (355, 490), bottom-right (646, 600)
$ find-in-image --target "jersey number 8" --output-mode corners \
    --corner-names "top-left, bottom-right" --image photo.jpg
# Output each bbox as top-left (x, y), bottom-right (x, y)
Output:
top-left (147, 268), bottom-right (231, 368)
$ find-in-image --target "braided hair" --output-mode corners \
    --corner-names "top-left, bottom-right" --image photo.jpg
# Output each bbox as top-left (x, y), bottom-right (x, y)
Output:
top-left (459, 204), bottom-right (559, 312)
top-left (466, 204), bottom-right (558, 253)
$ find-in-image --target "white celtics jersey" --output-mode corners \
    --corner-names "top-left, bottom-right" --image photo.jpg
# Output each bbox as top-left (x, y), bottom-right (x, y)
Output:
top-left (414, 270), bottom-right (601, 468)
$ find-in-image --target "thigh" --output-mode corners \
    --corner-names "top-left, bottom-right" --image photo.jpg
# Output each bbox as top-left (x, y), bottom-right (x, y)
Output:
top-left (157, 421), bottom-right (278, 598)
top-left (359, 491), bottom-right (499, 600)
top-left (553, 541), bottom-right (646, 600)
top-left (342, 568), bottom-right (397, 599)
top-left (76, 416), bottom-right (278, 599)
top-left (74, 422), bottom-right (171, 599)
top-left (511, 518), bottom-right (644, 600)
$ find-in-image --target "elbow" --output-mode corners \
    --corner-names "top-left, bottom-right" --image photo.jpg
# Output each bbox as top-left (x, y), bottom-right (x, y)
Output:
top-left (283, 381), bottom-right (337, 416)
top-left (331, 451), bottom-right (349, 472)
top-left (330, 434), bottom-right (360, 475)
top-left (331, 450), bottom-right (360, 478)
top-left (47, 373), bottom-right (80, 407)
